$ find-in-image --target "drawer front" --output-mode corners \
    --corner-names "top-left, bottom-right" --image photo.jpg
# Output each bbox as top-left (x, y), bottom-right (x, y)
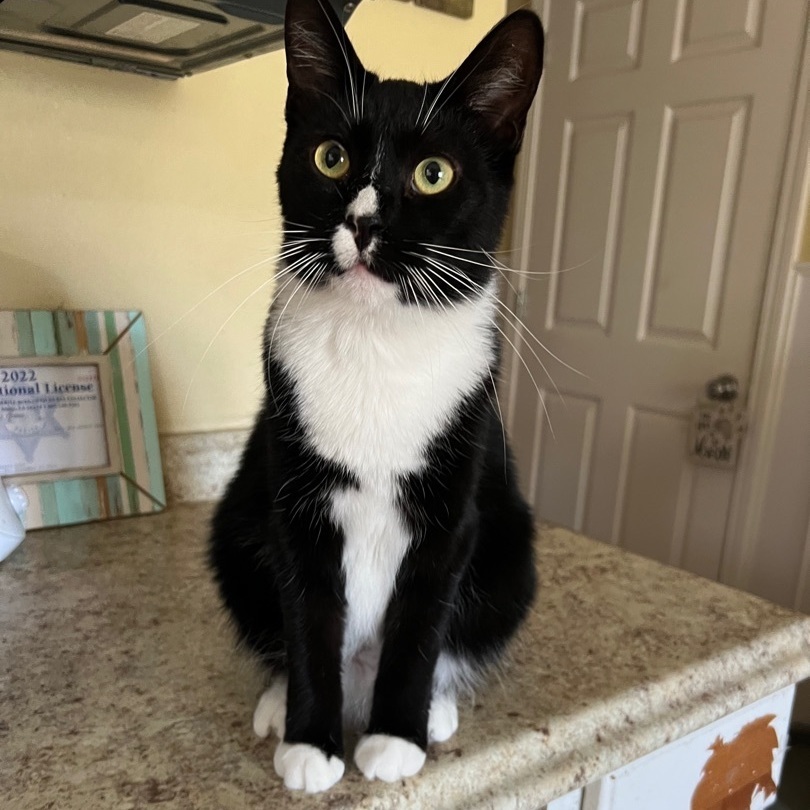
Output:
top-left (582, 686), bottom-right (795, 810)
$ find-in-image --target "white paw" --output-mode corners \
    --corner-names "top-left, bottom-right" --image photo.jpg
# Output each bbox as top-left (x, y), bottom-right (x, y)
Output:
top-left (273, 742), bottom-right (345, 793)
top-left (252, 677), bottom-right (287, 739)
top-left (354, 734), bottom-right (426, 782)
top-left (428, 693), bottom-right (458, 743)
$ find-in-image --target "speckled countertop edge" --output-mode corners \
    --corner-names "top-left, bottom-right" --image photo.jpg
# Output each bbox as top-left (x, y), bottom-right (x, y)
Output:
top-left (456, 647), bottom-right (810, 809)
top-left (2, 505), bottom-right (810, 810)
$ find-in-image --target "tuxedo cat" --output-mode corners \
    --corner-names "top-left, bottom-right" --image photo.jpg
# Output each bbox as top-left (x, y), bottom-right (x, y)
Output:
top-left (209, 0), bottom-right (544, 793)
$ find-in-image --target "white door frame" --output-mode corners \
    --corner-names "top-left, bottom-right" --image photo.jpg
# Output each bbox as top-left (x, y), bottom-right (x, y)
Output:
top-left (720, 12), bottom-right (810, 595)
top-left (504, 0), bottom-right (549, 432)
top-left (504, 1), bottom-right (810, 595)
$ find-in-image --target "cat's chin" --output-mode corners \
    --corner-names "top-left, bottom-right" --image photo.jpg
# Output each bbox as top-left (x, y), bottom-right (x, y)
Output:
top-left (349, 261), bottom-right (374, 277)
top-left (332, 263), bottom-right (400, 308)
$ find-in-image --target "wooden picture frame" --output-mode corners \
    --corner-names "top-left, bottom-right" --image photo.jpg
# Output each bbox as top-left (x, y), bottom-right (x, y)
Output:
top-left (0, 310), bottom-right (165, 529)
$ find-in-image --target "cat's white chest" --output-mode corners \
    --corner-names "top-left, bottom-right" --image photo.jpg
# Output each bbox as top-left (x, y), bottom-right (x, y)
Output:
top-left (331, 481), bottom-right (407, 659)
top-left (270, 277), bottom-right (496, 479)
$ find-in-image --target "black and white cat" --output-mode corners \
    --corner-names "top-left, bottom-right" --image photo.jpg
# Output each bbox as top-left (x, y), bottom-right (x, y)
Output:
top-left (209, 0), bottom-right (543, 793)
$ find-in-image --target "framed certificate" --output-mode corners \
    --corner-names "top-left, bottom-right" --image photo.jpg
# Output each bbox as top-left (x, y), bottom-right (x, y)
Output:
top-left (0, 310), bottom-right (165, 529)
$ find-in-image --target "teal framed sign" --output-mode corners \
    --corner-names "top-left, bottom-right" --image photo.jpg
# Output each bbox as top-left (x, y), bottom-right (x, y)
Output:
top-left (0, 310), bottom-right (165, 529)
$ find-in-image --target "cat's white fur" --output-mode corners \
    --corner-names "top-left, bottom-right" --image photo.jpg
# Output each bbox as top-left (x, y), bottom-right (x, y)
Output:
top-left (347, 184), bottom-right (379, 220)
top-left (267, 184), bottom-right (495, 789)
top-left (332, 183), bottom-right (381, 270)
top-left (354, 734), bottom-right (426, 782)
top-left (274, 741), bottom-right (345, 792)
top-left (271, 273), bottom-right (496, 478)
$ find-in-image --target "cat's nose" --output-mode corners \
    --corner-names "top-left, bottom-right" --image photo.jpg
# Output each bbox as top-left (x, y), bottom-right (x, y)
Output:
top-left (345, 214), bottom-right (382, 252)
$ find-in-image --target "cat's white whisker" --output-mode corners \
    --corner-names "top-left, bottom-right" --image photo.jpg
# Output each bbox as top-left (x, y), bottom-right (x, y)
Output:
top-left (415, 255), bottom-right (564, 418)
top-left (424, 244), bottom-right (600, 278)
top-left (414, 242), bottom-right (520, 261)
top-left (410, 247), bottom-right (587, 380)
top-left (265, 257), bottom-right (326, 407)
top-left (422, 51), bottom-right (489, 130)
top-left (189, 250), bottom-right (323, 402)
top-left (420, 71), bottom-right (456, 131)
top-left (180, 276), bottom-right (275, 417)
top-left (491, 249), bottom-right (601, 277)
top-left (493, 319), bottom-right (555, 438)
top-left (313, 87), bottom-right (353, 127)
top-left (408, 266), bottom-right (509, 467)
top-left (361, 66), bottom-right (367, 120)
top-left (239, 229), bottom-right (312, 239)
top-left (415, 83), bottom-right (429, 129)
top-left (493, 298), bottom-right (587, 379)
top-left (130, 253), bottom-right (280, 364)
top-left (266, 257), bottom-right (323, 363)
top-left (423, 246), bottom-right (511, 273)
top-left (133, 239), bottom-right (324, 367)
top-left (236, 218), bottom-right (311, 230)
top-left (293, 260), bottom-right (329, 318)
top-left (412, 245), bottom-right (517, 297)
top-left (492, 264), bottom-right (520, 298)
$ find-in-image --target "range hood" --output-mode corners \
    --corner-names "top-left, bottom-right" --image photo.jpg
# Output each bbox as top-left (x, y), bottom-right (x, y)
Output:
top-left (0, 0), bottom-right (359, 79)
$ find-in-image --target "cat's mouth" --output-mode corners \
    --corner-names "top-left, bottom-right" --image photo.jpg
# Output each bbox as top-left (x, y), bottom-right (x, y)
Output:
top-left (348, 260), bottom-right (379, 277)
top-left (331, 226), bottom-right (394, 286)
top-left (336, 260), bottom-right (388, 290)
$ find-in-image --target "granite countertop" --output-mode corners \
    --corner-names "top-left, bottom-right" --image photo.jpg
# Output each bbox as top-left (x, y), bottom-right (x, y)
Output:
top-left (2, 505), bottom-right (809, 810)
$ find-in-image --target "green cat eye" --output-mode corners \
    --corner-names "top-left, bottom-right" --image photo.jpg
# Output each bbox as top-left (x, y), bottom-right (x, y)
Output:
top-left (412, 157), bottom-right (455, 195)
top-left (314, 140), bottom-right (350, 179)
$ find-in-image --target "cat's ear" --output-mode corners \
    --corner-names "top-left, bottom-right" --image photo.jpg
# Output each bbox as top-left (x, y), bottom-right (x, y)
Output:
top-left (284, 0), bottom-right (363, 102)
top-left (451, 10), bottom-right (544, 150)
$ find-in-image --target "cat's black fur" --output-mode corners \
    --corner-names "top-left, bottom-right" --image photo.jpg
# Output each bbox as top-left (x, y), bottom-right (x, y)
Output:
top-left (209, 0), bottom-right (543, 786)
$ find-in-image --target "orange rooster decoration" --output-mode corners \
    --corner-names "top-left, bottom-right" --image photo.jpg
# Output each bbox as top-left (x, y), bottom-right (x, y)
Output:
top-left (691, 715), bottom-right (779, 810)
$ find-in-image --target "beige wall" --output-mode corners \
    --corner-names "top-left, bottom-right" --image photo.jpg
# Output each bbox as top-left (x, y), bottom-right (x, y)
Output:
top-left (0, 0), bottom-right (505, 434)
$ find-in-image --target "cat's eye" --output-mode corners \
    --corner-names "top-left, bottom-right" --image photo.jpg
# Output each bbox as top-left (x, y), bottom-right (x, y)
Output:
top-left (314, 141), bottom-right (350, 180)
top-left (412, 157), bottom-right (455, 195)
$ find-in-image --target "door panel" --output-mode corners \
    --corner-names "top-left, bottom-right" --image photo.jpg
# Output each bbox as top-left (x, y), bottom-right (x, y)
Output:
top-left (549, 114), bottom-right (629, 332)
top-left (507, 0), bottom-right (806, 577)
top-left (640, 99), bottom-right (747, 346)
top-left (571, 0), bottom-right (643, 82)
top-left (672, 0), bottom-right (763, 62)
top-left (613, 406), bottom-right (692, 562)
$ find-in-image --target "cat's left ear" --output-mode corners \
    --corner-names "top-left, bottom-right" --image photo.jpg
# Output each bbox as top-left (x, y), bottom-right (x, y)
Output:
top-left (451, 10), bottom-right (544, 151)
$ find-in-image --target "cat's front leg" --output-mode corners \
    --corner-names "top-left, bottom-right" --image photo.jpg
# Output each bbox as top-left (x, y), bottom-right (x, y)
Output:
top-left (355, 524), bottom-right (470, 782)
top-left (271, 516), bottom-right (347, 793)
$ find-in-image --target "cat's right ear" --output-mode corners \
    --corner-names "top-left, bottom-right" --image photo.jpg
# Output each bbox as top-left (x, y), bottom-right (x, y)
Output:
top-left (284, 0), bottom-right (363, 103)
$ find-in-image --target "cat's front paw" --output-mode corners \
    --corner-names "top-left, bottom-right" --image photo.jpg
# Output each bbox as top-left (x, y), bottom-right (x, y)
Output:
top-left (428, 693), bottom-right (458, 743)
top-left (354, 734), bottom-right (426, 782)
top-left (252, 678), bottom-right (287, 739)
top-left (273, 742), bottom-right (345, 792)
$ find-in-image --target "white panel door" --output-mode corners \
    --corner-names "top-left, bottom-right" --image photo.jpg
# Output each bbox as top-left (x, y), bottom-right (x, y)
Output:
top-left (507, 0), bottom-right (808, 576)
